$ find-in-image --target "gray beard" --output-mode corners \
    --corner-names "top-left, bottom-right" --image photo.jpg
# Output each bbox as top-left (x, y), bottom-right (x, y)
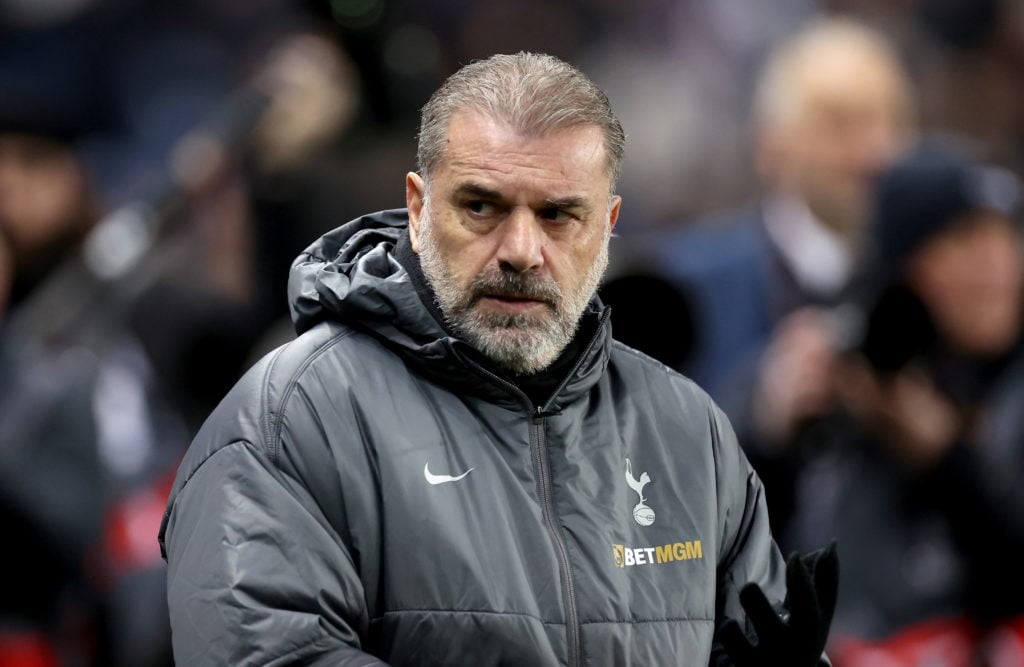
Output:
top-left (417, 212), bottom-right (609, 375)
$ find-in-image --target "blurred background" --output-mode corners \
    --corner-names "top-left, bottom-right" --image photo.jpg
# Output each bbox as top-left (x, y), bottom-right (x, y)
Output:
top-left (1, 0), bottom-right (1023, 665)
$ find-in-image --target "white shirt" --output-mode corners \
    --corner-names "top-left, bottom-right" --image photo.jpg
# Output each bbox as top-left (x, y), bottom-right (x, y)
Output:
top-left (761, 195), bottom-right (853, 299)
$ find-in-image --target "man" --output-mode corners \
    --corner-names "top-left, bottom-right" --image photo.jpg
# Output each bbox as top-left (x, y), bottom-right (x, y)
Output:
top-left (645, 17), bottom-right (913, 407)
top-left (625, 18), bottom-right (915, 530)
top-left (159, 52), bottom-right (836, 666)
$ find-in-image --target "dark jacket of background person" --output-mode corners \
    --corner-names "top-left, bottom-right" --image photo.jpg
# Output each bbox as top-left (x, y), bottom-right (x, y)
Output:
top-left (0, 308), bottom-right (182, 667)
top-left (780, 144), bottom-right (1024, 663)
top-left (639, 206), bottom-right (815, 399)
top-left (788, 340), bottom-right (1024, 642)
top-left (159, 210), bottom-right (793, 666)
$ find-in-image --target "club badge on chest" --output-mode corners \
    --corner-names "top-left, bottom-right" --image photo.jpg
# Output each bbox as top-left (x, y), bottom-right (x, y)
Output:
top-left (625, 458), bottom-right (655, 526)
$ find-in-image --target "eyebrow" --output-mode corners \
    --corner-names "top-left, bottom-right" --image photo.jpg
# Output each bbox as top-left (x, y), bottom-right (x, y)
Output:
top-left (544, 196), bottom-right (588, 211)
top-left (453, 182), bottom-right (592, 212)
top-left (453, 183), bottom-right (504, 201)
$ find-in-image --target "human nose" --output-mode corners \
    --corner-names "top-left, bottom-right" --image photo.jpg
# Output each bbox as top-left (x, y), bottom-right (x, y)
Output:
top-left (496, 208), bottom-right (544, 273)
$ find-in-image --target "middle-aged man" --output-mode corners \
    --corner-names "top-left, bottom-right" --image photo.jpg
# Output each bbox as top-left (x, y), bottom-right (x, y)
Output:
top-left (159, 52), bottom-right (837, 666)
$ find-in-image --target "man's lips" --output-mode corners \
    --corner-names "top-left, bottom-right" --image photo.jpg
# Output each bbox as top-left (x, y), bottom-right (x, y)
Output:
top-left (478, 293), bottom-right (550, 314)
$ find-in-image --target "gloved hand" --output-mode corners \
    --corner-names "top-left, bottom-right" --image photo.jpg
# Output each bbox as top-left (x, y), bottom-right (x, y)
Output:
top-left (718, 542), bottom-right (839, 667)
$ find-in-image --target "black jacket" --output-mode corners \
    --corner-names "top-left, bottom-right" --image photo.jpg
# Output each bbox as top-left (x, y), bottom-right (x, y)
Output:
top-left (159, 210), bottom-right (790, 666)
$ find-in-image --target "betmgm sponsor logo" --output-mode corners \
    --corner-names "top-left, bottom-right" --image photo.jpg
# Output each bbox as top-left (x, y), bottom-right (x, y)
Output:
top-left (613, 540), bottom-right (703, 568)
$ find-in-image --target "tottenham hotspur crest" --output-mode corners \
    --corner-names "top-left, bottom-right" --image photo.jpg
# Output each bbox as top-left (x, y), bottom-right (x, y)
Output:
top-left (625, 458), bottom-right (655, 526)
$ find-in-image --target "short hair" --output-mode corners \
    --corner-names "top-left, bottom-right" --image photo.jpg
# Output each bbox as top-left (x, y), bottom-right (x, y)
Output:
top-left (417, 52), bottom-right (625, 190)
top-left (753, 18), bottom-right (912, 132)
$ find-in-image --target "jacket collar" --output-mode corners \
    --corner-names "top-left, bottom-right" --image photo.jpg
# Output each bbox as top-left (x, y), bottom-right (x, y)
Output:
top-left (288, 209), bottom-right (612, 411)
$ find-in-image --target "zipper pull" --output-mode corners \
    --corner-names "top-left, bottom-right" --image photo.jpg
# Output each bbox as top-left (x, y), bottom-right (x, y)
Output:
top-left (533, 405), bottom-right (545, 424)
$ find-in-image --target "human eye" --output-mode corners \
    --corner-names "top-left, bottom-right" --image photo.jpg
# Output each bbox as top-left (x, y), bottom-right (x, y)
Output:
top-left (465, 200), bottom-right (498, 217)
top-left (538, 207), bottom-right (574, 224)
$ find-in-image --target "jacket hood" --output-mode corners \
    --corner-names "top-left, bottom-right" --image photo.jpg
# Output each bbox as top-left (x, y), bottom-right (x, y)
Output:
top-left (287, 209), bottom-right (613, 411)
top-left (290, 209), bottom-right (441, 340)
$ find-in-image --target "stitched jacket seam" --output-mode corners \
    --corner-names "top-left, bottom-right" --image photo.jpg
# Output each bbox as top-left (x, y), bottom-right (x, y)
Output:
top-left (263, 328), bottom-right (359, 464)
top-left (177, 439), bottom-right (254, 495)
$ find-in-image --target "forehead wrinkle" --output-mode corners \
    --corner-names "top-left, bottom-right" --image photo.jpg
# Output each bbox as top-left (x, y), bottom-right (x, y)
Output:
top-left (445, 150), bottom-right (606, 209)
top-left (452, 182), bottom-right (503, 201)
top-left (440, 113), bottom-right (610, 190)
top-left (449, 175), bottom-right (599, 216)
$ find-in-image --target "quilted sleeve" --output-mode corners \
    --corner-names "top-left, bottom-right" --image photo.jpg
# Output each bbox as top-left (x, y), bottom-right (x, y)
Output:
top-left (162, 439), bottom-right (388, 667)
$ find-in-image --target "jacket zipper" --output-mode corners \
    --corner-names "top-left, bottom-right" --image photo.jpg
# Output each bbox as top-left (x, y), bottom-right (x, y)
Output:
top-left (530, 410), bottom-right (581, 667)
top-left (451, 308), bottom-right (610, 667)
top-left (448, 362), bottom-right (585, 666)
top-left (527, 309), bottom-right (609, 667)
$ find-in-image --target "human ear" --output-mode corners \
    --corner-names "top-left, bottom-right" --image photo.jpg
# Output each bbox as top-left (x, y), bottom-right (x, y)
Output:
top-left (406, 172), bottom-right (426, 253)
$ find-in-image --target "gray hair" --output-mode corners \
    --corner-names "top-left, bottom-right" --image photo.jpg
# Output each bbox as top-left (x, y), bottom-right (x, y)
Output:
top-left (753, 18), bottom-right (913, 133)
top-left (416, 52), bottom-right (625, 190)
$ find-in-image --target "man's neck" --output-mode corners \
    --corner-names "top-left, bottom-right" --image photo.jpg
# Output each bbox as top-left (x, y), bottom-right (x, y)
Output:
top-left (394, 229), bottom-right (451, 331)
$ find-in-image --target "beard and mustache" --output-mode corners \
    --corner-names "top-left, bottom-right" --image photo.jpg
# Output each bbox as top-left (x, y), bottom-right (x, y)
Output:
top-left (417, 210), bottom-right (610, 375)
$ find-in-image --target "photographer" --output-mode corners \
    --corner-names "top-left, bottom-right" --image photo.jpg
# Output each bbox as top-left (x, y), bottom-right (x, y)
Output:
top-left (784, 142), bottom-right (1024, 662)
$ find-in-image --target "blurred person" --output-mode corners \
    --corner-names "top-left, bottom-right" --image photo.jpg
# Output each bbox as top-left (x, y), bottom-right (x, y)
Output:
top-left (0, 6), bottom-right (359, 665)
top-left (239, 28), bottom-right (367, 357)
top-left (79, 3), bottom-right (364, 431)
top-left (789, 143), bottom-right (1024, 665)
top-left (0, 27), bottom-right (184, 667)
top-left (679, 15), bottom-right (913, 399)
top-left (160, 52), bottom-right (838, 667)
top-left (624, 17), bottom-right (915, 529)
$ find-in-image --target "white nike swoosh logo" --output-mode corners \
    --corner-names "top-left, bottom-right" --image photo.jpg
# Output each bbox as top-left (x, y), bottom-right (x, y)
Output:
top-left (424, 462), bottom-right (474, 485)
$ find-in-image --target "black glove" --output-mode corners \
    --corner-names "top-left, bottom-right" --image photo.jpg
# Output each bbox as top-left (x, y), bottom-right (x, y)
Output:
top-left (718, 542), bottom-right (839, 667)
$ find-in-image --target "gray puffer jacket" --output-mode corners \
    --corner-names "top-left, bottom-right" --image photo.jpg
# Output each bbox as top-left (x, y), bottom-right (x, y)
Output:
top-left (159, 210), bottom-right (789, 666)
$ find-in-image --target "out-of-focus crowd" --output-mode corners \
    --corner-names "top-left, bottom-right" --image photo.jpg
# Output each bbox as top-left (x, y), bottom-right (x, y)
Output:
top-left (1, 0), bottom-right (1023, 665)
